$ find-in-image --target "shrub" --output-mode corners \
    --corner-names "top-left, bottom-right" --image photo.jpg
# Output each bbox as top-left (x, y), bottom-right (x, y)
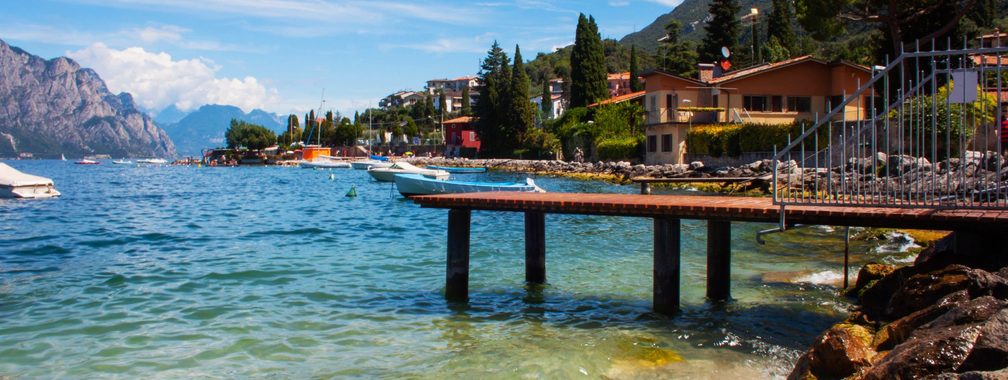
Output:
top-left (687, 120), bottom-right (824, 158)
top-left (596, 136), bottom-right (642, 161)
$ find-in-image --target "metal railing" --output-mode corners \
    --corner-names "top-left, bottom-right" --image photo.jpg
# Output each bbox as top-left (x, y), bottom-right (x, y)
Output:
top-left (773, 39), bottom-right (1007, 210)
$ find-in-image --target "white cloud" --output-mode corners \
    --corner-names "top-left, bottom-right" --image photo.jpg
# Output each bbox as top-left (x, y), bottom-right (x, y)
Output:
top-left (67, 43), bottom-right (277, 112)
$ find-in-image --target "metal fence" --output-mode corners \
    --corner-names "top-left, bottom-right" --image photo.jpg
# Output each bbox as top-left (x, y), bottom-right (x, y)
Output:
top-left (773, 39), bottom-right (1008, 210)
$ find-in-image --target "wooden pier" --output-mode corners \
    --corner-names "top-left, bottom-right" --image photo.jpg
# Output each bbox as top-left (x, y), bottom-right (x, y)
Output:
top-left (411, 192), bottom-right (1008, 314)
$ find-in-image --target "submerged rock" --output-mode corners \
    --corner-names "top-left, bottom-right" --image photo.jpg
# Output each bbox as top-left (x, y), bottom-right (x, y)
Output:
top-left (789, 323), bottom-right (876, 380)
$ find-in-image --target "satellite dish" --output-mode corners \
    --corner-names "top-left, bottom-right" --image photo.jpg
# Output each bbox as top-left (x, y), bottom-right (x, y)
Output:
top-left (721, 46), bottom-right (731, 58)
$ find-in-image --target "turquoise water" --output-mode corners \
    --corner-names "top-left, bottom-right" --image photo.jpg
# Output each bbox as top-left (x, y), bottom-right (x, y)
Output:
top-left (0, 161), bottom-right (910, 378)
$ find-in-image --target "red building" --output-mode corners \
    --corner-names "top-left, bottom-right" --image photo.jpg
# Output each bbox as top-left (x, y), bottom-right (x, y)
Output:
top-left (443, 116), bottom-right (480, 157)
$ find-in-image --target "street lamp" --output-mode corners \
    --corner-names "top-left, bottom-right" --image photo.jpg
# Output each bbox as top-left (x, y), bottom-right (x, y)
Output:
top-left (741, 8), bottom-right (759, 65)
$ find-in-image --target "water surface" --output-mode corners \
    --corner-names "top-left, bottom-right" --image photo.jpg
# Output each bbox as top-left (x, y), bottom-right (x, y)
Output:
top-left (0, 161), bottom-right (912, 378)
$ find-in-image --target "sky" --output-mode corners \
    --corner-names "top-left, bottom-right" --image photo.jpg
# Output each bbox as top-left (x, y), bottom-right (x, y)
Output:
top-left (1, 0), bottom-right (683, 117)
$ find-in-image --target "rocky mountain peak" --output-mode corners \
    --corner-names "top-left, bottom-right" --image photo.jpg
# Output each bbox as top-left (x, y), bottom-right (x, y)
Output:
top-left (0, 38), bottom-right (176, 158)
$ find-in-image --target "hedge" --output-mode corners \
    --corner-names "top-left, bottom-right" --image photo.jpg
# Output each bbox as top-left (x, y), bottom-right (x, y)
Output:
top-left (596, 136), bottom-right (642, 161)
top-left (686, 121), bottom-right (824, 158)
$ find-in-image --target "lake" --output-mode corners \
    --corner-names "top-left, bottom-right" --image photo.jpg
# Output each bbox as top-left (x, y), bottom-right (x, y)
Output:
top-left (0, 161), bottom-right (916, 378)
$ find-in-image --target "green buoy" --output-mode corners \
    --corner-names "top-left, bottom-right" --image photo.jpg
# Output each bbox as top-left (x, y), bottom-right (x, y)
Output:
top-left (345, 185), bottom-right (358, 198)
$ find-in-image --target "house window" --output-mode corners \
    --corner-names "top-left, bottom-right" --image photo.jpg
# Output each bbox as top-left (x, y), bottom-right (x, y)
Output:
top-left (712, 94), bottom-right (719, 107)
top-left (666, 94), bottom-right (674, 110)
top-left (650, 95), bottom-right (657, 112)
top-left (661, 134), bottom-right (673, 152)
top-left (827, 95), bottom-right (844, 112)
top-left (647, 135), bottom-right (657, 153)
top-left (787, 96), bottom-right (811, 112)
top-left (743, 95), bottom-right (768, 112)
top-left (771, 96), bottom-right (783, 112)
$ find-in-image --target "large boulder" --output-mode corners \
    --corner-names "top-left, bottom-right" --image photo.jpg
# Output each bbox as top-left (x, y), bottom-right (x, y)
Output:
top-left (959, 308), bottom-right (1008, 372)
top-left (873, 290), bottom-right (970, 351)
top-left (885, 265), bottom-right (1008, 318)
top-left (788, 323), bottom-right (876, 380)
top-left (847, 263), bottom-right (896, 298)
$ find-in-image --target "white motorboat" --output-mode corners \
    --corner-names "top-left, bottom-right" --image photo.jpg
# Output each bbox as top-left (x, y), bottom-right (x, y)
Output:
top-left (350, 160), bottom-right (393, 170)
top-left (393, 173), bottom-right (544, 196)
top-left (0, 163), bottom-right (61, 199)
top-left (367, 162), bottom-right (449, 182)
top-left (136, 158), bottom-right (168, 165)
top-left (300, 159), bottom-right (351, 169)
top-left (112, 159), bottom-right (132, 165)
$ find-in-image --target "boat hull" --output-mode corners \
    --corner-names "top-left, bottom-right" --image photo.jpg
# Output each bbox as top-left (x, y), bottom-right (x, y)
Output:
top-left (300, 161), bottom-right (351, 169)
top-left (368, 168), bottom-right (449, 182)
top-left (351, 161), bottom-right (393, 170)
top-left (393, 173), bottom-right (543, 196)
top-left (1, 184), bottom-right (61, 199)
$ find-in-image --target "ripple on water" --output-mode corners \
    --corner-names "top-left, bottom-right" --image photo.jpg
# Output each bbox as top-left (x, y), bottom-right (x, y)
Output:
top-left (0, 162), bottom-right (918, 378)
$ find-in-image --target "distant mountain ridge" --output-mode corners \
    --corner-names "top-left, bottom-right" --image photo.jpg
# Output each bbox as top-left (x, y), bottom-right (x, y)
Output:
top-left (160, 104), bottom-right (284, 156)
top-left (620, 0), bottom-right (771, 53)
top-left (0, 39), bottom-right (176, 159)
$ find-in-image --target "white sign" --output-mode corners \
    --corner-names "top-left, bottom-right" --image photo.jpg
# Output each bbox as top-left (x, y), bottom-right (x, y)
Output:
top-left (949, 70), bottom-right (978, 104)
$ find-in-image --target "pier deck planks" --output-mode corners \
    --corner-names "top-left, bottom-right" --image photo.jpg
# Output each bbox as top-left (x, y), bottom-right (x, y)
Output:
top-left (411, 192), bottom-right (1008, 231)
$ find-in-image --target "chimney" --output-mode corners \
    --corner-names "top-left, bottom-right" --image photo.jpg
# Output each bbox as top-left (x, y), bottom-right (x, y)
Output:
top-left (698, 63), bottom-right (714, 82)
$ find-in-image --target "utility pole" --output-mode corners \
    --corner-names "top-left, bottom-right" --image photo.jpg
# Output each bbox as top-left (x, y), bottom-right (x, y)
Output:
top-left (742, 8), bottom-right (759, 66)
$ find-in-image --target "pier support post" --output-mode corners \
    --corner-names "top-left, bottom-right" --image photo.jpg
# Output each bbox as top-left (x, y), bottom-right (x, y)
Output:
top-left (706, 220), bottom-right (731, 302)
top-left (446, 208), bottom-right (471, 301)
top-left (653, 217), bottom-right (681, 314)
top-left (525, 211), bottom-right (546, 284)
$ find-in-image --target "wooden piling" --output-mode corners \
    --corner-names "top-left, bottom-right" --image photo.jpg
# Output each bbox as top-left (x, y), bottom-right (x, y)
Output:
top-left (525, 211), bottom-right (546, 284)
top-left (706, 220), bottom-right (731, 302)
top-left (653, 217), bottom-right (681, 314)
top-left (445, 208), bottom-right (471, 301)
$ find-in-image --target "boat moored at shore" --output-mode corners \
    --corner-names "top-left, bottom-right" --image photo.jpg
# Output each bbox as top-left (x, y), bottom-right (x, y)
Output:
top-left (393, 173), bottom-right (544, 196)
top-left (367, 162), bottom-right (448, 182)
top-left (0, 163), bottom-right (60, 198)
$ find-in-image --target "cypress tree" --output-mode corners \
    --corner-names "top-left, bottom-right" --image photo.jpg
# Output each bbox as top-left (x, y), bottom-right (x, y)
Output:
top-left (506, 45), bottom-right (534, 152)
top-left (699, 0), bottom-right (741, 65)
top-left (438, 91), bottom-right (447, 117)
top-left (461, 86), bottom-right (471, 116)
top-left (629, 45), bottom-right (641, 92)
top-left (540, 81), bottom-right (552, 117)
top-left (659, 20), bottom-right (699, 78)
top-left (766, 0), bottom-right (795, 57)
top-left (570, 14), bottom-right (609, 107)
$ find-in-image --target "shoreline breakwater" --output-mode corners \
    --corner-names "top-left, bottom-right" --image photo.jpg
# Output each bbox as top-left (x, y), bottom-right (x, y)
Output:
top-left (788, 233), bottom-right (1008, 379)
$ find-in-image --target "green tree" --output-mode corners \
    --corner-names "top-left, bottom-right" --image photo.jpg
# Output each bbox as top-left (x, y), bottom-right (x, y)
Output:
top-left (795, 0), bottom-right (982, 57)
top-left (570, 14), bottom-right (608, 108)
top-left (403, 118), bottom-right (419, 140)
top-left (225, 119), bottom-right (276, 150)
top-left (475, 41), bottom-right (512, 157)
top-left (461, 86), bottom-right (471, 116)
top-left (699, 0), bottom-right (741, 65)
top-left (540, 80), bottom-right (552, 117)
top-left (629, 45), bottom-right (642, 92)
top-left (766, 0), bottom-right (796, 56)
top-left (658, 20), bottom-right (698, 78)
top-left (504, 45), bottom-right (535, 155)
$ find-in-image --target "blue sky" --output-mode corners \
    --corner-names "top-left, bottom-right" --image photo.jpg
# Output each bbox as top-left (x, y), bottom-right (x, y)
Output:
top-left (1, 0), bottom-right (682, 117)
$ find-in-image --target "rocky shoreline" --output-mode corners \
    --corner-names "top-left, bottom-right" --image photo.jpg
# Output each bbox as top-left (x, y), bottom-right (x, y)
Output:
top-left (788, 233), bottom-right (1008, 379)
top-left (407, 157), bottom-right (775, 190)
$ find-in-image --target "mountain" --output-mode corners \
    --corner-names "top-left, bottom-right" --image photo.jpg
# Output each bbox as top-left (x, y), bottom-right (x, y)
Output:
top-left (160, 104), bottom-right (284, 156)
top-left (0, 39), bottom-right (176, 159)
top-left (154, 104), bottom-right (189, 125)
top-left (619, 0), bottom-right (771, 53)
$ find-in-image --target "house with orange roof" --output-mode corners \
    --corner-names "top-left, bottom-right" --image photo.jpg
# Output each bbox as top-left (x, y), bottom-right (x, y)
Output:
top-left (427, 76), bottom-right (480, 114)
top-left (607, 72), bottom-right (643, 97)
top-left (641, 55), bottom-right (874, 164)
top-left (443, 116), bottom-right (480, 157)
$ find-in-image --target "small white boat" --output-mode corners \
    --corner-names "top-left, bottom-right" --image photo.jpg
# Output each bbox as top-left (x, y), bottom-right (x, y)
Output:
top-left (351, 160), bottom-right (393, 170)
top-left (112, 159), bottom-right (132, 165)
top-left (393, 173), bottom-right (544, 196)
top-left (300, 160), bottom-right (351, 169)
top-left (0, 163), bottom-right (61, 199)
top-left (75, 159), bottom-right (100, 165)
top-left (136, 158), bottom-right (168, 165)
top-left (367, 162), bottom-right (449, 182)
